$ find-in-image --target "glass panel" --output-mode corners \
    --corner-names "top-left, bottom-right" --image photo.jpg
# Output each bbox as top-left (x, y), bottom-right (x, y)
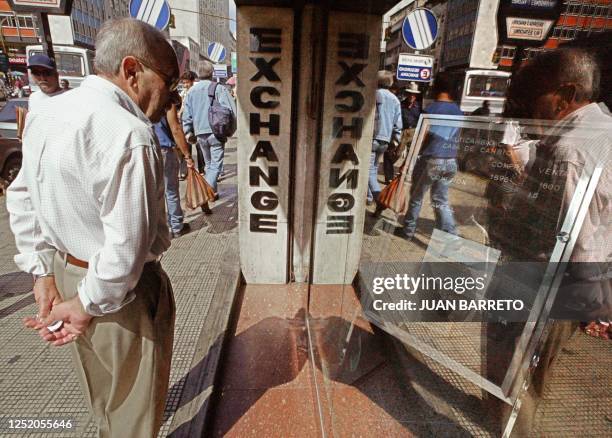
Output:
top-left (309, 110), bottom-right (608, 434)
top-left (357, 113), bottom-right (608, 401)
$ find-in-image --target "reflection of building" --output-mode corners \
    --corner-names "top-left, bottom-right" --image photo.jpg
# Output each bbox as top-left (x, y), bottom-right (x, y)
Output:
top-left (435, 0), bottom-right (612, 72)
top-left (498, 0), bottom-right (612, 68)
top-left (439, 0), bottom-right (478, 70)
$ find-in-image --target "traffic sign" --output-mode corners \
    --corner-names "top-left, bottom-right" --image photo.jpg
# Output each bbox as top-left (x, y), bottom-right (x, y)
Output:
top-left (213, 63), bottom-right (228, 78)
top-left (402, 9), bottom-right (438, 51)
top-left (397, 53), bottom-right (434, 83)
top-left (207, 42), bottom-right (227, 63)
top-left (129, 0), bottom-right (171, 30)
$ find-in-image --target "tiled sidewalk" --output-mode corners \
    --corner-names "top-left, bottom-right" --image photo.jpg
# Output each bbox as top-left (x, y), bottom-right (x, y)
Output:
top-left (0, 143), bottom-right (240, 437)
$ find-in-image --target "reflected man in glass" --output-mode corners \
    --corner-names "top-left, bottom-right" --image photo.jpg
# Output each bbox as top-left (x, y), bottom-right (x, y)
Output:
top-left (399, 73), bottom-right (463, 240)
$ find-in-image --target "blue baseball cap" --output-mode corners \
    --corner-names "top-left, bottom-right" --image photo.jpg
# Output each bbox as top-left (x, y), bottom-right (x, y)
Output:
top-left (27, 54), bottom-right (56, 70)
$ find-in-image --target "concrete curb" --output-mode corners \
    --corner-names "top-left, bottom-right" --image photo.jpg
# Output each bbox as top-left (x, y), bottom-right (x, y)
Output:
top-left (167, 242), bottom-right (243, 437)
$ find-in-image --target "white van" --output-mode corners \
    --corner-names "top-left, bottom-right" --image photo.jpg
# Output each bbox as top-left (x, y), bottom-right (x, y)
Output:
top-left (460, 69), bottom-right (511, 115)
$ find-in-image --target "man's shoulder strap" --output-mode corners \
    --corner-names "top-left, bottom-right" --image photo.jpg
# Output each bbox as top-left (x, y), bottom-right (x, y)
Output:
top-left (207, 81), bottom-right (218, 103)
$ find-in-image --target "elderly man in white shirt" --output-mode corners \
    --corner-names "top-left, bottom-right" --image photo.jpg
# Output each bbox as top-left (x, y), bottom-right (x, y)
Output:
top-left (7, 18), bottom-right (180, 438)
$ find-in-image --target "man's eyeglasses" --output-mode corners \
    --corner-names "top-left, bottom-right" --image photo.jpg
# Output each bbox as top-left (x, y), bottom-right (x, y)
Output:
top-left (135, 57), bottom-right (179, 92)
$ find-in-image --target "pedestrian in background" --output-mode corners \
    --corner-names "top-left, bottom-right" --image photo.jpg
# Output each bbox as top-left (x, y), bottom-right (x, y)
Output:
top-left (26, 54), bottom-right (65, 110)
top-left (182, 60), bottom-right (236, 199)
top-left (472, 100), bottom-right (490, 116)
top-left (154, 101), bottom-right (197, 237)
top-left (178, 70), bottom-right (204, 179)
top-left (7, 18), bottom-right (180, 437)
top-left (60, 79), bottom-right (71, 90)
top-left (398, 73), bottom-right (463, 240)
top-left (368, 70), bottom-right (402, 205)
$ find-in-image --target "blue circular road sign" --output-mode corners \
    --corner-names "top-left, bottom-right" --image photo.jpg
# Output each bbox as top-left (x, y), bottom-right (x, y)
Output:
top-left (207, 42), bottom-right (227, 63)
top-left (402, 9), bottom-right (439, 51)
top-left (129, 0), bottom-right (171, 31)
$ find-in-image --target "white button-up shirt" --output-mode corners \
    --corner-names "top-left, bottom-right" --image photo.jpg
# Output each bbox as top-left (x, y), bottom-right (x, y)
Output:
top-left (6, 75), bottom-right (170, 316)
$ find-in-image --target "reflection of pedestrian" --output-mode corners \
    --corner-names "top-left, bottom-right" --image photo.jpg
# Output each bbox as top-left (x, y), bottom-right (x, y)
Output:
top-left (472, 100), bottom-right (490, 116)
top-left (7, 18), bottom-right (180, 437)
top-left (490, 48), bottom-right (611, 435)
top-left (368, 70), bottom-right (402, 205)
top-left (399, 73), bottom-right (463, 239)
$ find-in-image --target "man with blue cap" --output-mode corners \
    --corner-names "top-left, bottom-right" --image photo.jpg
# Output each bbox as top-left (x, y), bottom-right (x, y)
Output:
top-left (27, 54), bottom-right (65, 111)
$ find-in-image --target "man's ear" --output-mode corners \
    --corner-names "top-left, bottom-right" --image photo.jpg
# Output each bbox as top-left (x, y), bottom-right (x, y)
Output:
top-left (555, 83), bottom-right (578, 113)
top-left (121, 56), bottom-right (140, 90)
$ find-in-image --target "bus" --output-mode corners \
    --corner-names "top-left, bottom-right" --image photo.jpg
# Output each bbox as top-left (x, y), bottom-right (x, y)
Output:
top-left (460, 69), bottom-right (511, 115)
top-left (25, 45), bottom-right (95, 92)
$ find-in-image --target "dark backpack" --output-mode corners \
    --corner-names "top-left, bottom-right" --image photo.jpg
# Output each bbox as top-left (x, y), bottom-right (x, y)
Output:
top-left (207, 81), bottom-right (236, 142)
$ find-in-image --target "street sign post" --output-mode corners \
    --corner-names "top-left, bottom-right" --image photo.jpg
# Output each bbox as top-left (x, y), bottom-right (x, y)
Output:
top-left (129, 0), bottom-right (171, 31)
top-left (397, 53), bottom-right (434, 83)
top-left (207, 42), bottom-right (227, 63)
top-left (401, 8), bottom-right (438, 51)
top-left (213, 63), bottom-right (228, 78)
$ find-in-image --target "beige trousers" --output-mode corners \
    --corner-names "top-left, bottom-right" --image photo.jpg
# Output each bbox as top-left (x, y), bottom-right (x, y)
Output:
top-left (53, 253), bottom-right (175, 438)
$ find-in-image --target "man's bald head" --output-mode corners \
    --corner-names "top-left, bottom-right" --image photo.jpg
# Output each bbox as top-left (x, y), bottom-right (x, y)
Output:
top-left (94, 18), bottom-right (179, 80)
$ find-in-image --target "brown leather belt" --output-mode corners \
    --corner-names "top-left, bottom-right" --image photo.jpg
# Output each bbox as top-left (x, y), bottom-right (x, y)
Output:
top-left (65, 254), bottom-right (160, 270)
top-left (66, 254), bottom-right (89, 269)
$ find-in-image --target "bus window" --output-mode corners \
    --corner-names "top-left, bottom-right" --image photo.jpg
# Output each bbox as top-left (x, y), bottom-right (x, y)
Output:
top-left (466, 76), bottom-right (509, 98)
top-left (32, 51), bottom-right (84, 77)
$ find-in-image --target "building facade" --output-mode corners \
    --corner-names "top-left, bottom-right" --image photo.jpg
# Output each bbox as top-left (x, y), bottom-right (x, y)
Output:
top-left (0, 0), bottom-right (37, 73)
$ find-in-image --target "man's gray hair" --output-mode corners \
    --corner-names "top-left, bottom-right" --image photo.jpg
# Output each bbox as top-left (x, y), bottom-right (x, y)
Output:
top-left (377, 70), bottom-right (394, 89)
top-left (515, 48), bottom-right (600, 103)
top-left (197, 60), bottom-right (214, 79)
top-left (94, 18), bottom-right (173, 75)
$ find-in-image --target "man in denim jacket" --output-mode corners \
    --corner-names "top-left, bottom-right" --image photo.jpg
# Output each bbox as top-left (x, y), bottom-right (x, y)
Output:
top-left (182, 60), bottom-right (236, 197)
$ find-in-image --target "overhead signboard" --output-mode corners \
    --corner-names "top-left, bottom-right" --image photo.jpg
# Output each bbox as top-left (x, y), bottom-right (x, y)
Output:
top-left (6, 0), bottom-right (72, 14)
top-left (397, 53), bottom-right (434, 82)
top-left (401, 9), bottom-right (438, 51)
top-left (497, 0), bottom-right (561, 46)
top-left (506, 17), bottom-right (553, 40)
top-left (129, 0), bottom-right (171, 31)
